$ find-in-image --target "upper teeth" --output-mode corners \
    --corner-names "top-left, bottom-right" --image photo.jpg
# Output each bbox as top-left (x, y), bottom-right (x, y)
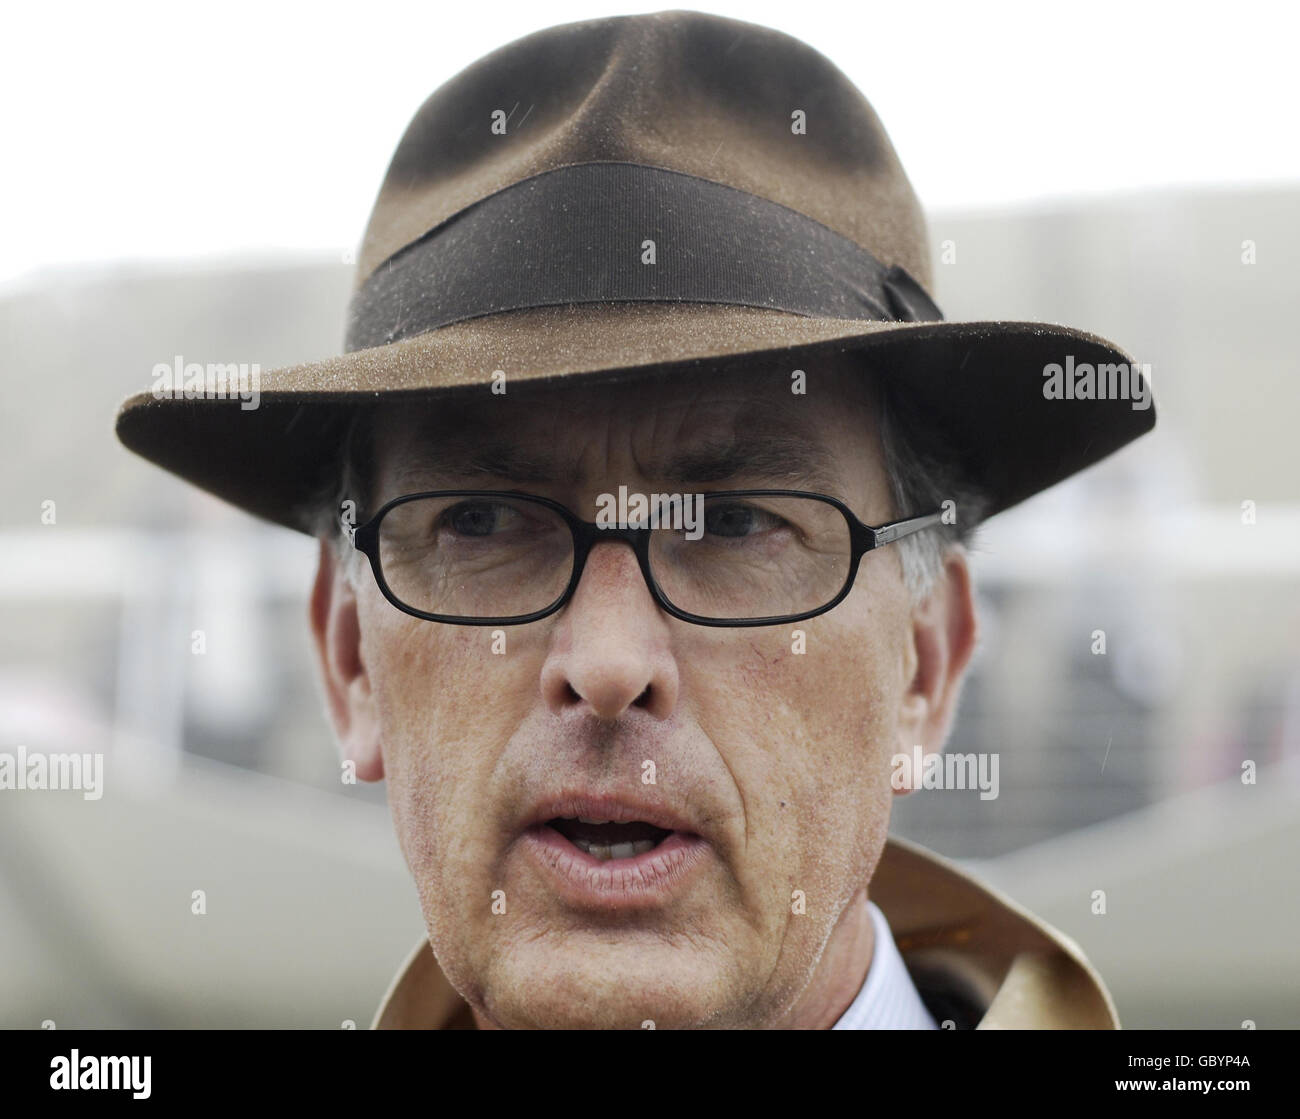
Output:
top-left (573, 837), bottom-right (658, 861)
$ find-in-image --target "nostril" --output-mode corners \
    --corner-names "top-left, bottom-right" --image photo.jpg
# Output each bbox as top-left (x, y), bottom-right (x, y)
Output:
top-left (540, 653), bottom-right (670, 720)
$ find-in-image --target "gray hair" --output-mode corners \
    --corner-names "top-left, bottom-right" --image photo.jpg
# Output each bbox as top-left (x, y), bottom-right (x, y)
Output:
top-left (306, 411), bottom-right (367, 582)
top-left (309, 377), bottom-right (989, 604)
top-left (875, 377), bottom-right (989, 601)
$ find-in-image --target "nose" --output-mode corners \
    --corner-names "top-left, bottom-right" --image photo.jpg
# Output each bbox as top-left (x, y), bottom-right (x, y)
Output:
top-left (539, 539), bottom-right (679, 721)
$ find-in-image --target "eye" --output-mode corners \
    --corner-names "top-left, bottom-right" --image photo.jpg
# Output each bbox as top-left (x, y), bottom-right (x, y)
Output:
top-left (702, 501), bottom-right (786, 539)
top-left (440, 500), bottom-right (523, 538)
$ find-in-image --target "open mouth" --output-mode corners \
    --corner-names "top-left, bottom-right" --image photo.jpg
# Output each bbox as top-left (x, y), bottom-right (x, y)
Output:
top-left (545, 817), bottom-right (675, 861)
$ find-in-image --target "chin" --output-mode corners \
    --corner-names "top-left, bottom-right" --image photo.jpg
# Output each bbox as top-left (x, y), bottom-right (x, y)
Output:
top-left (473, 939), bottom-right (739, 1030)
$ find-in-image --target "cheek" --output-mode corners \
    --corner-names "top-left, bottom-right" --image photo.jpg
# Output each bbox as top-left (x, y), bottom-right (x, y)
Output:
top-left (684, 600), bottom-right (904, 899)
top-left (361, 608), bottom-right (527, 892)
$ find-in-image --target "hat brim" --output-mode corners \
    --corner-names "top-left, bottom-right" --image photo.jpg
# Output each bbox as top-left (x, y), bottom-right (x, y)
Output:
top-left (114, 301), bottom-right (1156, 533)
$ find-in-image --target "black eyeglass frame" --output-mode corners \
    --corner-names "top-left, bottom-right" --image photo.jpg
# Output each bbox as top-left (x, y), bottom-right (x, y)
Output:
top-left (351, 489), bottom-right (944, 629)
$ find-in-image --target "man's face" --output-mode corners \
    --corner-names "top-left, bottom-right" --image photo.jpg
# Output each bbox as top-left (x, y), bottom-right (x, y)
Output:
top-left (315, 356), bottom-right (969, 1028)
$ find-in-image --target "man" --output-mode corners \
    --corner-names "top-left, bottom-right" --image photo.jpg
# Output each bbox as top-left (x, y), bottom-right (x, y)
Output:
top-left (116, 11), bottom-right (1154, 1028)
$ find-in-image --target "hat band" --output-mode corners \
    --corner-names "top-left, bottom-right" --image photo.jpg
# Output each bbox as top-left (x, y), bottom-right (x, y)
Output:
top-left (345, 161), bottom-right (943, 352)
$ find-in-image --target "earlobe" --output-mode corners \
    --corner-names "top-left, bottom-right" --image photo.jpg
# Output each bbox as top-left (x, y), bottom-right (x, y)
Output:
top-left (309, 540), bottom-right (385, 782)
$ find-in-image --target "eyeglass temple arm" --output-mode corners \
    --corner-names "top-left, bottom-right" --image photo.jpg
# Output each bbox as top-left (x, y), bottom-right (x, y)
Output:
top-left (868, 510), bottom-right (945, 549)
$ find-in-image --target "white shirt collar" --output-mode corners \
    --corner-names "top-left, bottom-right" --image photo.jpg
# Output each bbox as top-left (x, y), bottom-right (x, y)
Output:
top-left (831, 900), bottom-right (938, 1030)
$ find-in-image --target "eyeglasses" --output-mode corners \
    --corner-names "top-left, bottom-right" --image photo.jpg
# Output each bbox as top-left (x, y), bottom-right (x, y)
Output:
top-left (351, 489), bottom-right (943, 628)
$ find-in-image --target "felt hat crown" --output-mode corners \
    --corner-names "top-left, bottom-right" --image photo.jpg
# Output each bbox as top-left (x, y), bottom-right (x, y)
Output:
top-left (116, 8), bottom-right (1155, 531)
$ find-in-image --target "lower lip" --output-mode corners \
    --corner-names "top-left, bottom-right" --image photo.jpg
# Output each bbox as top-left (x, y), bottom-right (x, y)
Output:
top-left (521, 824), bottom-right (710, 908)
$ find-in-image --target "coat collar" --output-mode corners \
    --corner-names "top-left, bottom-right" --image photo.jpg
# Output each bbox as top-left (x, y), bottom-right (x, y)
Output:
top-left (371, 835), bottom-right (1119, 1029)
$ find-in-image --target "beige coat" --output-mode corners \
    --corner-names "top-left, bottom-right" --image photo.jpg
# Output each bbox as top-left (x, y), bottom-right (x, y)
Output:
top-left (371, 834), bottom-right (1119, 1029)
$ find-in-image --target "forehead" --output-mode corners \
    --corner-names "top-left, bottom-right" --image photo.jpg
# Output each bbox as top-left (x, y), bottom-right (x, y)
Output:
top-left (371, 354), bottom-right (882, 490)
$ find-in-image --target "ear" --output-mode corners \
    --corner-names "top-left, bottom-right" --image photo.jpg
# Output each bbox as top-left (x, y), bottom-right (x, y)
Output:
top-left (893, 549), bottom-right (978, 795)
top-left (309, 539), bottom-right (384, 782)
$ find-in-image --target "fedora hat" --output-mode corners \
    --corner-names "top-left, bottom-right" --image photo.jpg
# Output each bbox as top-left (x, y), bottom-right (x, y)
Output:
top-left (115, 9), bottom-right (1155, 532)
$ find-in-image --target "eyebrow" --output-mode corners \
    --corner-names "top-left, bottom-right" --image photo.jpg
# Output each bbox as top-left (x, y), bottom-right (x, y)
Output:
top-left (654, 433), bottom-right (843, 491)
top-left (389, 426), bottom-right (846, 494)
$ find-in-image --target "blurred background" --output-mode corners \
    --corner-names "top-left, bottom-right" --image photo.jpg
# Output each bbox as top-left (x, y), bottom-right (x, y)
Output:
top-left (2, 0), bottom-right (1297, 1029)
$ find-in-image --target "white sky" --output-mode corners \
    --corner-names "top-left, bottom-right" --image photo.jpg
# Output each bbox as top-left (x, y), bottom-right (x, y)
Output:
top-left (2, 0), bottom-right (1296, 285)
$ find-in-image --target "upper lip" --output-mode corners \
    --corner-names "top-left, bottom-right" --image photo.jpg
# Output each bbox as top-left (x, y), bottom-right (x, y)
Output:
top-left (523, 791), bottom-right (704, 838)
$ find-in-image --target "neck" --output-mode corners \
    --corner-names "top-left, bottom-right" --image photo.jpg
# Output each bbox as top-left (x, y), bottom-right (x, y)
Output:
top-left (774, 887), bottom-right (875, 1029)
